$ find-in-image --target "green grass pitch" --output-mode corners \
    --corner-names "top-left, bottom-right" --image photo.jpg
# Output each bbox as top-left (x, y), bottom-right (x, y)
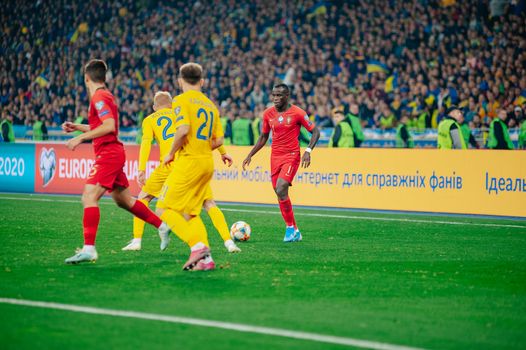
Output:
top-left (0, 193), bottom-right (525, 350)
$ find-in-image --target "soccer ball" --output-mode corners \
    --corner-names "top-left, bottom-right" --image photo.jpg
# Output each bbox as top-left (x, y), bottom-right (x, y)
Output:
top-left (230, 221), bottom-right (251, 241)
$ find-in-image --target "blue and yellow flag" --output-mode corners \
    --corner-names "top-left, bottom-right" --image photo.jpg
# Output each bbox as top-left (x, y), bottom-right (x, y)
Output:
top-left (35, 74), bottom-right (49, 88)
top-left (135, 70), bottom-right (144, 83)
top-left (366, 59), bottom-right (388, 73)
top-left (69, 29), bottom-right (79, 43)
top-left (68, 23), bottom-right (88, 43)
top-left (307, 1), bottom-right (327, 19)
top-left (385, 73), bottom-right (398, 93)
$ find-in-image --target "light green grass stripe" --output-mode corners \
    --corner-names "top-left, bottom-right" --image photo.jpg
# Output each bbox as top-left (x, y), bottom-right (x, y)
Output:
top-left (1, 195), bottom-right (524, 229)
top-left (0, 298), bottom-right (426, 350)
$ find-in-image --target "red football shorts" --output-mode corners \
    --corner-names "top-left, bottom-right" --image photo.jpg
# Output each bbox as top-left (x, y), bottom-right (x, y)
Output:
top-left (270, 154), bottom-right (300, 188)
top-left (86, 153), bottom-right (129, 191)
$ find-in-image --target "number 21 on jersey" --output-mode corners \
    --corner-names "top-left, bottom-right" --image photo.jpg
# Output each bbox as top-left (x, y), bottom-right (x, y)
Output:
top-left (196, 107), bottom-right (214, 140)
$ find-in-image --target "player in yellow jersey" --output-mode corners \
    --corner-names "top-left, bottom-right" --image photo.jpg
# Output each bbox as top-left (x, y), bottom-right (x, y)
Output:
top-left (122, 91), bottom-right (241, 253)
top-left (157, 62), bottom-right (224, 271)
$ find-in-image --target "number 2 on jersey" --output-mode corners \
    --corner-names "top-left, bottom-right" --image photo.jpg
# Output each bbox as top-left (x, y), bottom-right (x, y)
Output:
top-left (157, 116), bottom-right (175, 140)
top-left (196, 108), bottom-right (214, 140)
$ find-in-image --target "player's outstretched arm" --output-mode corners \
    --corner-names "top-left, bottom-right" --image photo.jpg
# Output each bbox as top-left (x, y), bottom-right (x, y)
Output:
top-left (301, 126), bottom-right (321, 168)
top-left (62, 121), bottom-right (90, 133)
top-left (164, 125), bottom-right (190, 164)
top-left (242, 132), bottom-right (269, 170)
top-left (66, 118), bottom-right (115, 151)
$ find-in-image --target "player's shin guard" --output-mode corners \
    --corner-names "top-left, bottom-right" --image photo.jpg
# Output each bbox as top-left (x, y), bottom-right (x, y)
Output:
top-left (160, 210), bottom-right (192, 245)
top-left (83, 206), bottom-right (100, 245)
top-left (132, 199), bottom-right (149, 239)
top-left (188, 216), bottom-right (209, 248)
top-left (130, 199), bottom-right (162, 228)
top-left (207, 206), bottom-right (230, 242)
top-left (278, 197), bottom-right (296, 227)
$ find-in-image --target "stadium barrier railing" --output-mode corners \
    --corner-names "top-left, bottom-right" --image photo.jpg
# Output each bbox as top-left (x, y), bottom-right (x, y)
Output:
top-left (13, 125), bottom-right (523, 148)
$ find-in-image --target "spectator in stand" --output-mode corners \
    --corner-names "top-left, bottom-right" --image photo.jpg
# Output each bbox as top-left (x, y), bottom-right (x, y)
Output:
top-left (314, 105), bottom-right (332, 128)
top-left (249, 85), bottom-right (268, 111)
top-left (511, 106), bottom-right (524, 126)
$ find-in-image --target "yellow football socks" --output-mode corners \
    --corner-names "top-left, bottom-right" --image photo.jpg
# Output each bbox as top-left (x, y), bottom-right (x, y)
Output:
top-left (188, 216), bottom-right (209, 248)
top-left (132, 199), bottom-right (149, 239)
top-left (207, 206), bottom-right (230, 242)
top-left (160, 210), bottom-right (192, 244)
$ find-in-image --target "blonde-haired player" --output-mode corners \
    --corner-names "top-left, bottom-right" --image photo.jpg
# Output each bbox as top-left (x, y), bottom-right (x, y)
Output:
top-left (158, 62), bottom-right (227, 271)
top-left (122, 91), bottom-right (240, 253)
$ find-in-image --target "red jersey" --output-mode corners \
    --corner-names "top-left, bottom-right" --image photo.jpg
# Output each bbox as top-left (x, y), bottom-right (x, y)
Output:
top-left (262, 104), bottom-right (315, 156)
top-left (88, 88), bottom-right (123, 156)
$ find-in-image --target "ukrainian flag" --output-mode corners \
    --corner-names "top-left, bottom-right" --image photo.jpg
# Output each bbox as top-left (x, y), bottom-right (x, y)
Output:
top-left (69, 29), bottom-right (79, 43)
top-left (366, 59), bottom-right (389, 74)
top-left (135, 70), bottom-right (144, 83)
top-left (384, 72), bottom-right (398, 93)
top-left (307, 1), bottom-right (327, 19)
top-left (35, 74), bottom-right (49, 88)
top-left (68, 23), bottom-right (88, 43)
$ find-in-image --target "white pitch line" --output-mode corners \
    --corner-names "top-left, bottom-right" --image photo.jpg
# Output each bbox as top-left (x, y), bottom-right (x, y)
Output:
top-left (0, 195), bottom-right (525, 229)
top-left (0, 298), bottom-right (425, 350)
top-left (0, 196), bottom-right (81, 204)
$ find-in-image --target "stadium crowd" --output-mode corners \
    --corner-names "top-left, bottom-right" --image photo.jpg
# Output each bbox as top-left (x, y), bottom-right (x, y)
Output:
top-left (1, 0), bottom-right (525, 144)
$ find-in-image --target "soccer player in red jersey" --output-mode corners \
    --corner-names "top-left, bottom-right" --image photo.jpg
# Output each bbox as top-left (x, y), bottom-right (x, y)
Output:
top-left (61, 59), bottom-right (169, 264)
top-left (242, 84), bottom-right (320, 242)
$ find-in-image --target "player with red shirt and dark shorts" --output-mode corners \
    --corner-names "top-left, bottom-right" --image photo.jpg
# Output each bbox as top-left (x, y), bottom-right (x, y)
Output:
top-left (243, 84), bottom-right (320, 242)
top-left (62, 59), bottom-right (170, 264)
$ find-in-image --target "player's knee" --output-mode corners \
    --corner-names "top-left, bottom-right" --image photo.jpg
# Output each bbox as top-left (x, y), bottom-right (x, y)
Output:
top-left (113, 194), bottom-right (133, 210)
top-left (82, 191), bottom-right (97, 207)
top-left (121, 198), bottom-right (135, 210)
top-left (275, 184), bottom-right (288, 200)
top-left (115, 198), bottom-right (127, 209)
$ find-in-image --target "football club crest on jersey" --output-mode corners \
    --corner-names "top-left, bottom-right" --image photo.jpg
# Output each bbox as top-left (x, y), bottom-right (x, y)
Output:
top-left (39, 147), bottom-right (56, 187)
top-left (287, 116), bottom-right (291, 124)
top-left (174, 106), bottom-right (181, 115)
top-left (95, 101), bottom-right (104, 111)
top-left (278, 116), bottom-right (284, 123)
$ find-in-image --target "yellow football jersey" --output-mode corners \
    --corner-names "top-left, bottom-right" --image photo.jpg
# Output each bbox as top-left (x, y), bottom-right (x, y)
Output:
top-left (172, 90), bottom-right (224, 158)
top-left (138, 107), bottom-right (178, 171)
